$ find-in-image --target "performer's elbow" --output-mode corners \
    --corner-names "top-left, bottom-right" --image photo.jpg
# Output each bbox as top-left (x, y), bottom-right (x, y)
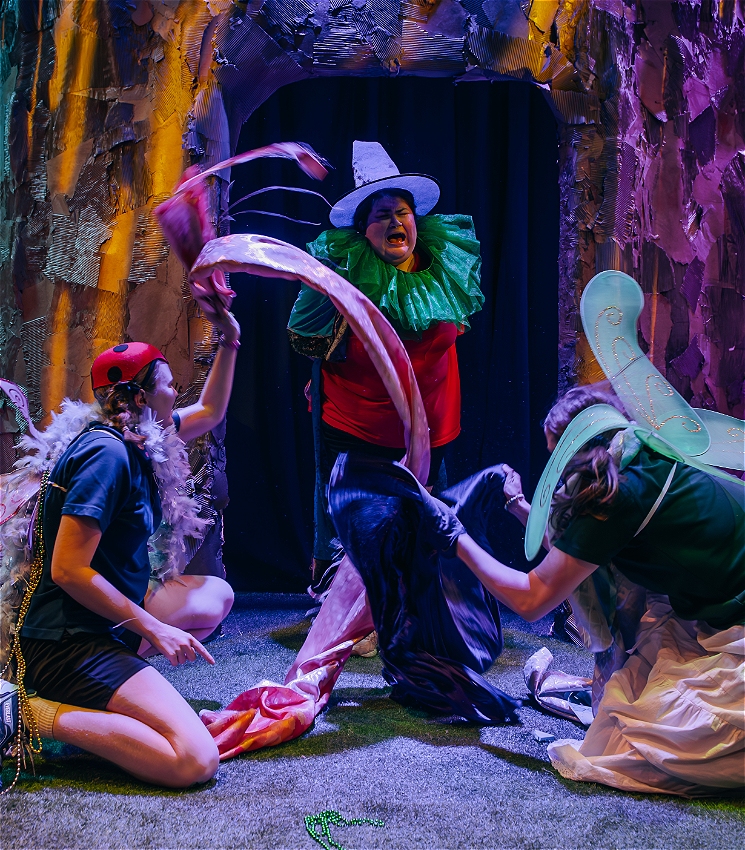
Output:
top-left (509, 591), bottom-right (554, 623)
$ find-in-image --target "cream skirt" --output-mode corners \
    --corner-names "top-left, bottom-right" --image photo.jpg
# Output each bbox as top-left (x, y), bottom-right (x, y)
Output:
top-left (548, 597), bottom-right (745, 796)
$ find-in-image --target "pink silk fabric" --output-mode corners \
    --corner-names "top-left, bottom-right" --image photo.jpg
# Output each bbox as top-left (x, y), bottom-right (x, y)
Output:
top-left (200, 557), bottom-right (374, 759)
top-left (154, 143), bottom-right (328, 323)
top-left (161, 196), bottom-right (430, 758)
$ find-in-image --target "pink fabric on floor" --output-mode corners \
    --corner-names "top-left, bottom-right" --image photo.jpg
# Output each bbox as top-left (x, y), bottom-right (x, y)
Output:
top-left (285, 555), bottom-right (373, 682)
top-left (200, 557), bottom-right (374, 759)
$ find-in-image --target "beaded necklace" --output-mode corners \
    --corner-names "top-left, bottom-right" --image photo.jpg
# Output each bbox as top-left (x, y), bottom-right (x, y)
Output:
top-left (305, 810), bottom-right (385, 850)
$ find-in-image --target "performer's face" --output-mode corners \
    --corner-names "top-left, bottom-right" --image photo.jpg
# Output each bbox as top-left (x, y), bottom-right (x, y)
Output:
top-left (144, 361), bottom-right (178, 427)
top-left (545, 427), bottom-right (558, 453)
top-left (364, 195), bottom-right (417, 268)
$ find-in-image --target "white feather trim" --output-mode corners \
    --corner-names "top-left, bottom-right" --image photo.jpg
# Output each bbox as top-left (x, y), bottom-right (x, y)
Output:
top-left (0, 401), bottom-right (208, 666)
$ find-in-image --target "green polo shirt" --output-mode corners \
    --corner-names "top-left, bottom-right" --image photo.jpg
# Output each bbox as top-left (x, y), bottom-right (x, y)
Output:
top-left (554, 447), bottom-right (745, 628)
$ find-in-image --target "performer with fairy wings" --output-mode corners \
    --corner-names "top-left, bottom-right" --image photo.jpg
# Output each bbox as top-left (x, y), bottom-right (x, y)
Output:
top-left (329, 271), bottom-right (745, 797)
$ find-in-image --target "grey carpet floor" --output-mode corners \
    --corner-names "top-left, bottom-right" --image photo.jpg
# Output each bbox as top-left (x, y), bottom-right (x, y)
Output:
top-left (3, 593), bottom-right (743, 849)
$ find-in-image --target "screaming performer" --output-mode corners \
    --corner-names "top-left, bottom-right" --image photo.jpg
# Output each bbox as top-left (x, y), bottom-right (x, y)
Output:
top-left (287, 141), bottom-right (484, 609)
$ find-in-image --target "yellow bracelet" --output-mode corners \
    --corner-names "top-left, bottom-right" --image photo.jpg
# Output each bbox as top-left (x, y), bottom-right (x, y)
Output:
top-left (504, 493), bottom-right (524, 510)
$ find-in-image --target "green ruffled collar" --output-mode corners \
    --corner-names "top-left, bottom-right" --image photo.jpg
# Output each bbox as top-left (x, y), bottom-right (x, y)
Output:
top-left (306, 215), bottom-right (484, 334)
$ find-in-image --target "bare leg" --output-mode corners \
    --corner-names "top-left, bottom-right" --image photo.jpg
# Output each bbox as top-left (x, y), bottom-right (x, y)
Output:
top-left (51, 666), bottom-right (219, 788)
top-left (140, 575), bottom-right (234, 656)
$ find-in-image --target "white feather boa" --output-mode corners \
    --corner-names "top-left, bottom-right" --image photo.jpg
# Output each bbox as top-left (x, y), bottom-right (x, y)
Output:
top-left (0, 400), bottom-right (208, 665)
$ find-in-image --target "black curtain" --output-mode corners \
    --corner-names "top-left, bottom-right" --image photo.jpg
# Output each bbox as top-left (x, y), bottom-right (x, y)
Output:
top-left (223, 77), bottom-right (559, 591)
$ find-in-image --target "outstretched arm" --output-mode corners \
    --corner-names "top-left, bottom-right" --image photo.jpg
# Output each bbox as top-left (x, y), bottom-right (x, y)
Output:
top-left (455, 534), bottom-right (598, 621)
top-left (51, 515), bottom-right (214, 666)
top-left (175, 309), bottom-right (241, 442)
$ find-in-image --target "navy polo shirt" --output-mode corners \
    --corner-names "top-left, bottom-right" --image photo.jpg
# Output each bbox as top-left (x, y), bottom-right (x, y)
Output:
top-left (22, 424), bottom-right (162, 641)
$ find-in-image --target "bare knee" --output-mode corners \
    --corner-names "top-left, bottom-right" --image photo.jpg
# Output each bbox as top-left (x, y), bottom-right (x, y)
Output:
top-left (167, 713), bottom-right (220, 786)
top-left (203, 577), bottom-right (234, 626)
top-left (171, 738), bottom-right (219, 787)
top-left (219, 580), bottom-right (234, 620)
top-left (213, 576), bottom-right (234, 614)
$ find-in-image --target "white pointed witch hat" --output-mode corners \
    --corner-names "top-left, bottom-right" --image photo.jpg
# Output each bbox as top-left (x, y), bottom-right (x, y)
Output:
top-left (329, 141), bottom-right (440, 227)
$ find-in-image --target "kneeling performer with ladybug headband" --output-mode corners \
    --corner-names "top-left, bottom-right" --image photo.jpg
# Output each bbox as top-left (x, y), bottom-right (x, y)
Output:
top-left (1, 306), bottom-right (240, 789)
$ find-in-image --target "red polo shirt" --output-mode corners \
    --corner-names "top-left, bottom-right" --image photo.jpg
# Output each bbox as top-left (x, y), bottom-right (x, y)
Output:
top-left (321, 321), bottom-right (461, 449)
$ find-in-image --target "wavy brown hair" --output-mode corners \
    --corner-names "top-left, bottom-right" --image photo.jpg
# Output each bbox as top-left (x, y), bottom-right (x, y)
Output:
top-left (545, 382), bottom-right (627, 534)
top-left (93, 360), bottom-right (160, 432)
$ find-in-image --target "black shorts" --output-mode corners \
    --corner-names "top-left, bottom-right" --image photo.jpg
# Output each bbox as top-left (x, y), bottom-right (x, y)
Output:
top-left (20, 630), bottom-right (150, 711)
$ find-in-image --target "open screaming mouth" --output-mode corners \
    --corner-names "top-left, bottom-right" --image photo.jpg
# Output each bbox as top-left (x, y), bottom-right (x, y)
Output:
top-left (387, 233), bottom-right (406, 244)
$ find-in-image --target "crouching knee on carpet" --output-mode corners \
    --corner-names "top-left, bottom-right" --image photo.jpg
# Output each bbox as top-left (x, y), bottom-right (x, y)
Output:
top-left (28, 666), bottom-right (218, 788)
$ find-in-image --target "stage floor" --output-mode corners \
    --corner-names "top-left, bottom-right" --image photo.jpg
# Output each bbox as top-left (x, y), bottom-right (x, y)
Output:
top-left (3, 593), bottom-right (743, 849)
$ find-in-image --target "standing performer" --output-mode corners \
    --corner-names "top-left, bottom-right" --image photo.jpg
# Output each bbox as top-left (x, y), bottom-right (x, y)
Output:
top-left (163, 164), bottom-right (516, 756)
top-left (287, 141), bottom-right (484, 602)
top-left (5, 309), bottom-right (240, 788)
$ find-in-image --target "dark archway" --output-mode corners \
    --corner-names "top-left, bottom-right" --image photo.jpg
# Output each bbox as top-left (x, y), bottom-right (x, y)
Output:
top-left (223, 76), bottom-right (559, 591)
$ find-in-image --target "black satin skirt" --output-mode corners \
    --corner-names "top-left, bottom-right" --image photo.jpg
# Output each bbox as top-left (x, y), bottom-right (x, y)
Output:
top-left (328, 453), bottom-right (522, 723)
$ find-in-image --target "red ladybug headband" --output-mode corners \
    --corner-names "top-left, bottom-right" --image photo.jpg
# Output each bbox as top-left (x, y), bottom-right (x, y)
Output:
top-left (91, 343), bottom-right (167, 390)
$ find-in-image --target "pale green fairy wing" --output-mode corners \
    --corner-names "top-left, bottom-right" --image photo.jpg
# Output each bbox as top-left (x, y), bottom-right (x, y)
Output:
top-left (692, 409), bottom-right (745, 471)
top-left (524, 404), bottom-right (631, 561)
top-left (580, 271), bottom-right (710, 457)
top-left (526, 271), bottom-right (741, 561)
top-left (633, 429), bottom-right (745, 487)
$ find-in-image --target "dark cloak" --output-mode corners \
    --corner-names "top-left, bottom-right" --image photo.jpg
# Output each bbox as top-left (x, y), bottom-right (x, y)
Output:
top-left (328, 453), bottom-right (522, 723)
